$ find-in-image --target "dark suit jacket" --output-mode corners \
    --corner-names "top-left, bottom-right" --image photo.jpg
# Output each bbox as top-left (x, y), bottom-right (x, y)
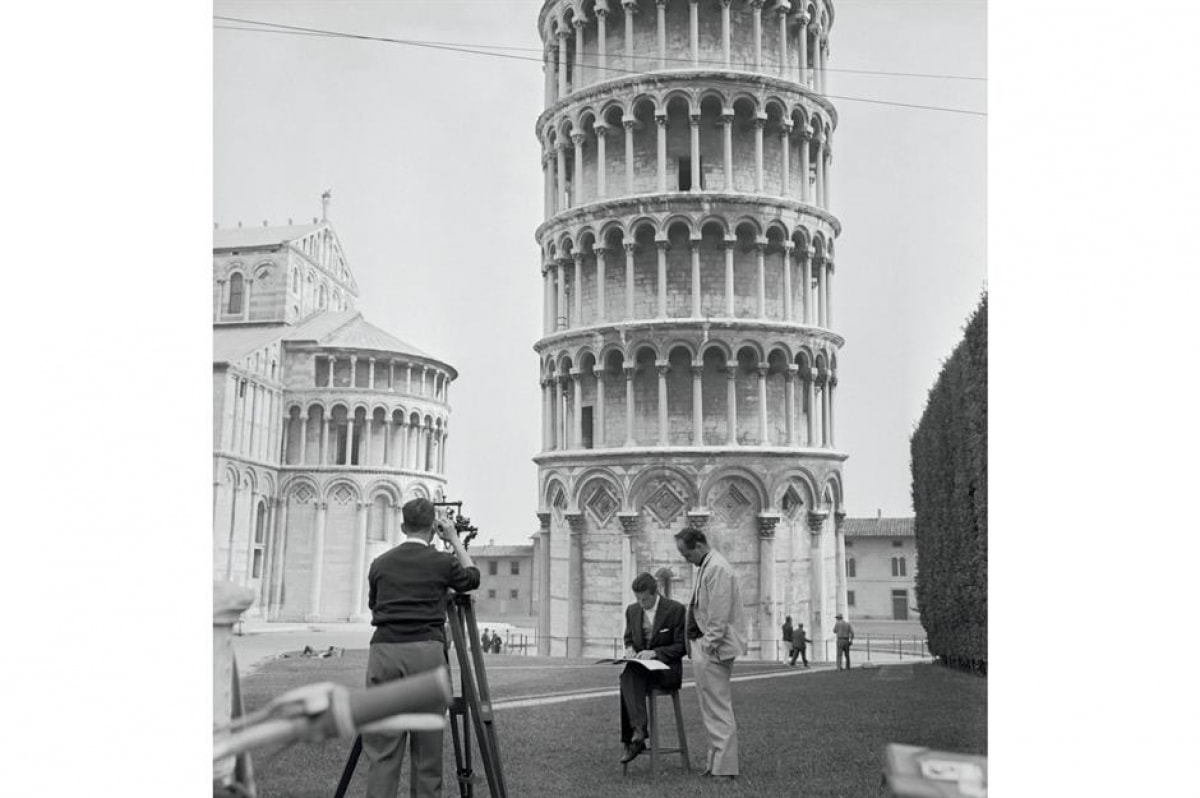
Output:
top-left (623, 597), bottom-right (686, 690)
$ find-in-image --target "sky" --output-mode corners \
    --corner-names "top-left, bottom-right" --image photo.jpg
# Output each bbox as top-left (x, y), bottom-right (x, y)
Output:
top-left (214, 0), bottom-right (987, 545)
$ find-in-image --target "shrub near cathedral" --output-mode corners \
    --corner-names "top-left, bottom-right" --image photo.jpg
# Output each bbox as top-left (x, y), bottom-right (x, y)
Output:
top-left (910, 294), bottom-right (987, 672)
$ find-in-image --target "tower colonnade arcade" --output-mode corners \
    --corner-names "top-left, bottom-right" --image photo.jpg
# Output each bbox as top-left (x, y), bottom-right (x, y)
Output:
top-left (540, 0), bottom-right (836, 103)
top-left (540, 82), bottom-right (836, 217)
top-left (539, 210), bottom-right (838, 333)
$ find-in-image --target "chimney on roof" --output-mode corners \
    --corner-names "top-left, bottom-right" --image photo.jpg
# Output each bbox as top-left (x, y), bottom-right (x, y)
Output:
top-left (877, 508), bottom-right (882, 520)
top-left (262, 220), bottom-right (268, 227)
top-left (312, 217), bottom-right (318, 224)
top-left (237, 221), bottom-right (242, 228)
top-left (288, 217), bottom-right (293, 225)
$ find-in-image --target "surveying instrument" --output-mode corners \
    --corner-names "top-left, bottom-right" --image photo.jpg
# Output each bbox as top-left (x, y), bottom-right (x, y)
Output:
top-left (333, 501), bottom-right (508, 798)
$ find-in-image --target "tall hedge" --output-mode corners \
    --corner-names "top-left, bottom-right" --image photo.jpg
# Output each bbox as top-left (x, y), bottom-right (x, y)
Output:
top-left (911, 294), bottom-right (987, 672)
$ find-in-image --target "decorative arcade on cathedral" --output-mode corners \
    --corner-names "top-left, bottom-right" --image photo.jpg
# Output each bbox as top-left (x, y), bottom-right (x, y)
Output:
top-left (531, 0), bottom-right (848, 662)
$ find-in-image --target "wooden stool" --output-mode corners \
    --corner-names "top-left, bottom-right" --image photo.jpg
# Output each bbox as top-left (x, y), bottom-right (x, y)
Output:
top-left (623, 687), bottom-right (691, 778)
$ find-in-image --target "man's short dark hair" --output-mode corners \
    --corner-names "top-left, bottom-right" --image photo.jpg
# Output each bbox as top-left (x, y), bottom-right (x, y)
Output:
top-left (674, 527), bottom-right (707, 550)
top-left (631, 572), bottom-right (658, 595)
top-left (402, 497), bottom-right (436, 529)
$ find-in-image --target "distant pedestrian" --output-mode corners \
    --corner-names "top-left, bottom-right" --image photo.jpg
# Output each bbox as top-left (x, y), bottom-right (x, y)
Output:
top-left (481, 628), bottom-right (492, 653)
top-left (781, 617), bottom-right (794, 663)
top-left (790, 623), bottom-right (810, 667)
top-left (833, 614), bottom-right (854, 670)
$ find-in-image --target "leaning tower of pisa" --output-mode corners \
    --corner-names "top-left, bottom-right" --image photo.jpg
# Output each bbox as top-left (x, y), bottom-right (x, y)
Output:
top-left (532, 0), bottom-right (846, 662)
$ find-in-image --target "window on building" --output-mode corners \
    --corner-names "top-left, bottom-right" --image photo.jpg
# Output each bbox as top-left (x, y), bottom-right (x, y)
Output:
top-left (319, 284), bottom-right (327, 308)
top-left (678, 157), bottom-right (692, 191)
top-left (487, 589), bottom-right (496, 599)
top-left (488, 561), bottom-right (498, 576)
top-left (228, 273), bottom-right (244, 314)
top-left (899, 557), bottom-right (907, 577)
top-left (846, 557), bottom-right (856, 578)
top-left (892, 540), bottom-right (903, 548)
top-left (510, 589), bottom-right (519, 599)
top-left (847, 590), bottom-right (855, 607)
top-left (510, 561), bottom-right (520, 576)
top-left (239, 379), bottom-right (246, 397)
top-left (292, 268), bottom-right (299, 293)
top-left (844, 540), bottom-right (853, 548)
top-left (891, 556), bottom-right (908, 577)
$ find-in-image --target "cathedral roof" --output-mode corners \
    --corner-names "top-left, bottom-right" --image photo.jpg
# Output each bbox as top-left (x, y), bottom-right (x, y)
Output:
top-left (842, 517), bottom-right (915, 538)
top-left (212, 323), bottom-right (290, 366)
top-left (284, 312), bottom-right (453, 374)
top-left (213, 222), bottom-right (326, 250)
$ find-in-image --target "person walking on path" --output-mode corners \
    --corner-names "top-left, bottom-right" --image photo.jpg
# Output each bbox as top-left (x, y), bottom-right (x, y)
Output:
top-left (677, 527), bottom-right (746, 782)
top-left (363, 498), bottom-right (480, 798)
top-left (790, 623), bottom-right (811, 667)
top-left (781, 617), bottom-right (794, 664)
top-left (833, 614), bottom-right (854, 670)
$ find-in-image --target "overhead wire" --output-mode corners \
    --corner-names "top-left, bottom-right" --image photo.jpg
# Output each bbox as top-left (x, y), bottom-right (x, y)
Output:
top-left (214, 15), bottom-right (985, 117)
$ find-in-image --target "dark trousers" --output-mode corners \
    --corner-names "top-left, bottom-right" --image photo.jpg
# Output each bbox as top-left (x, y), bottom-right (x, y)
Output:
top-left (363, 640), bottom-right (446, 798)
top-left (619, 664), bottom-right (670, 743)
top-left (789, 644), bottom-right (808, 666)
top-left (837, 639), bottom-right (852, 670)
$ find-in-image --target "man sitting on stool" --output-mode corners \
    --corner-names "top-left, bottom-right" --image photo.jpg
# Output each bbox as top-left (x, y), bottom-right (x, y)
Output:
top-left (619, 572), bottom-right (686, 764)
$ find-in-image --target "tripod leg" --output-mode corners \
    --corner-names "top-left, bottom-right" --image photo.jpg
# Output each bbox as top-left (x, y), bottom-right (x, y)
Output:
top-left (458, 597), bottom-right (508, 798)
top-left (332, 736), bottom-right (362, 798)
top-left (447, 608), bottom-right (475, 798)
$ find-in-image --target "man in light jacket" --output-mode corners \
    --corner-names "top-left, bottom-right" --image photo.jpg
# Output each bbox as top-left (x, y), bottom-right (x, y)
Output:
top-left (676, 527), bottom-right (746, 781)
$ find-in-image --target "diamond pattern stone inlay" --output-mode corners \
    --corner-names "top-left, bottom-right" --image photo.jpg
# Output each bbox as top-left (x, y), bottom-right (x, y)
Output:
top-left (712, 482), bottom-right (751, 527)
top-left (781, 485), bottom-right (804, 519)
top-left (585, 484), bottom-right (619, 527)
top-left (293, 485), bottom-right (314, 504)
top-left (332, 485), bottom-right (355, 505)
top-left (645, 482), bottom-right (686, 527)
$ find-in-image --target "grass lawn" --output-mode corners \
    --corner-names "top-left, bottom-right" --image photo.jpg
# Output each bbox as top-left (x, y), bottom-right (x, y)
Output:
top-left (240, 654), bottom-right (985, 798)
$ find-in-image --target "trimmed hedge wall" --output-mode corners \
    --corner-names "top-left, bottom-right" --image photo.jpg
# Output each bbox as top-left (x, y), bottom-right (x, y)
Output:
top-left (911, 294), bottom-right (987, 672)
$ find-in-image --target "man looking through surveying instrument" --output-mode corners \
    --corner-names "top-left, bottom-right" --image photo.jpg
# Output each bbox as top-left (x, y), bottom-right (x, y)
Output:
top-left (364, 497), bottom-right (480, 798)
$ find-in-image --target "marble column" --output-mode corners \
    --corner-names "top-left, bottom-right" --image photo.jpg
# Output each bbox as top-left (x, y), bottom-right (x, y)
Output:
top-left (572, 131), bottom-right (585, 204)
top-left (799, 126), bottom-right (811, 203)
top-left (566, 513), bottom-right (585, 658)
top-left (755, 242), bottom-right (767, 317)
top-left (785, 366), bottom-right (798, 446)
top-left (720, 0), bottom-right (732, 68)
top-left (722, 112), bottom-right (734, 189)
top-left (656, 240), bottom-right (669, 317)
top-left (571, 370), bottom-right (584, 449)
top-left (656, 0), bottom-right (667, 69)
top-left (269, 497), bottom-right (289, 613)
top-left (557, 31), bottom-right (569, 98)
top-left (596, 365), bottom-right (607, 447)
top-left (573, 251), bottom-right (585, 325)
top-left (691, 364), bottom-right (704, 446)
top-left (306, 502), bottom-right (327, 621)
top-left (351, 501), bottom-right (368, 620)
top-left (624, 242), bottom-right (636, 319)
top-left (758, 514), bottom-right (780, 659)
top-left (596, 7), bottom-right (608, 72)
top-left (624, 117), bottom-right (636, 194)
top-left (751, 0), bottom-right (764, 71)
top-left (726, 366), bottom-right (738, 445)
top-left (595, 246), bottom-right (608, 321)
top-left (690, 240), bottom-right (702, 317)
top-left (754, 117), bottom-right (766, 192)
top-left (595, 123), bottom-right (608, 199)
top-left (780, 123), bottom-right (792, 197)
top-left (537, 513), bottom-right (552, 655)
top-left (782, 241), bottom-right (795, 320)
top-left (689, 114), bottom-right (701, 191)
top-left (689, 0), bottom-right (700, 66)
top-left (656, 361), bottom-right (669, 446)
top-left (554, 378), bottom-right (564, 449)
top-left (724, 240), bottom-right (736, 316)
top-left (624, 365), bottom-right (636, 445)
top-left (656, 114), bottom-right (668, 192)
top-left (757, 365), bottom-right (770, 443)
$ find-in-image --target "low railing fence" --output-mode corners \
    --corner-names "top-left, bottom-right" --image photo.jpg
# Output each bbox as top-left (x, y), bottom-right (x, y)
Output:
top-left (466, 631), bottom-right (931, 663)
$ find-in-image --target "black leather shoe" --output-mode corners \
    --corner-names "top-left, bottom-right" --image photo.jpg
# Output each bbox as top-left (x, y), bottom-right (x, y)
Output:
top-left (620, 741), bottom-right (646, 764)
top-left (713, 775), bottom-right (737, 782)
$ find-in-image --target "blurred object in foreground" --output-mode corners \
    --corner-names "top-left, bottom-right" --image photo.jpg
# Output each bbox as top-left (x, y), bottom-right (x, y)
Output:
top-left (882, 743), bottom-right (987, 798)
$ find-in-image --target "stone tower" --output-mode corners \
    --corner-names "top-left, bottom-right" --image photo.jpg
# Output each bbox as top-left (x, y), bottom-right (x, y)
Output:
top-left (532, 0), bottom-right (845, 661)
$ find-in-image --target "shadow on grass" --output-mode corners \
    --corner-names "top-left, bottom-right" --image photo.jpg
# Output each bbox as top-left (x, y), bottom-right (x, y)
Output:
top-left (241, 657), bottom-right (985, 798)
